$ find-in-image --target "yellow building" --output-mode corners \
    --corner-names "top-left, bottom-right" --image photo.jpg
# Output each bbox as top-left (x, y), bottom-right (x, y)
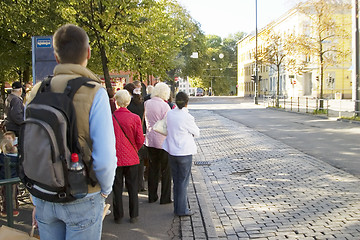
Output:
top-left (237, 2), bottom-right (352, 99)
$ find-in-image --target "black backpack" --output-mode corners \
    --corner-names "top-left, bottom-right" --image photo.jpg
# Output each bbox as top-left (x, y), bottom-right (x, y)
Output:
top-left (18, 76), bottom-right (96, 202)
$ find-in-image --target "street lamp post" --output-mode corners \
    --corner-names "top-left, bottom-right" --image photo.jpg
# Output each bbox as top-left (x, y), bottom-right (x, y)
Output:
top-left (254, 0), bottom-right (259, 104)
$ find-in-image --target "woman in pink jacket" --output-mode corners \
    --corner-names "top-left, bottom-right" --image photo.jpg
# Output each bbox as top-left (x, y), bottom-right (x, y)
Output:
top-left (144, 82), bottom-right (172, 204)
top-left (112, 90), bottom-right (145, 224)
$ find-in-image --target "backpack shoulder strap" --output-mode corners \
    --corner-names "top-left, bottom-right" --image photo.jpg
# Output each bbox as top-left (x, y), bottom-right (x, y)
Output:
top-left (65, 77), bottom-right (98, 100)
top-left (38, 75), bottom-right (53, 93)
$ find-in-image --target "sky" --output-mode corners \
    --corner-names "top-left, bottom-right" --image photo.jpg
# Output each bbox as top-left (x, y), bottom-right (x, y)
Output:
top-left (177, 0), bottom-right (298, 38)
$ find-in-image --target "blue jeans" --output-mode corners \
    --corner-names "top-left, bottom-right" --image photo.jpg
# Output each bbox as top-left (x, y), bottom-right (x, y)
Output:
top-left (33, 193), bottom-right (105, 240)
top-left (168, 154), bottom-right (192, 216)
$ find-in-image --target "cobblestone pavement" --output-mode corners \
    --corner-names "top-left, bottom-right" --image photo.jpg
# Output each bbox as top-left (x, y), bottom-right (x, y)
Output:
top-left (186, 109), bottom-right (360, 240)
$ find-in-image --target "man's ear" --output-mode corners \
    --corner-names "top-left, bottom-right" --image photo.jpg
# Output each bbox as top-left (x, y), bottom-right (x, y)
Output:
top-left (87, 46), bottom-right (91, 60)
top-left (54, 54), bottom-right (60, 63)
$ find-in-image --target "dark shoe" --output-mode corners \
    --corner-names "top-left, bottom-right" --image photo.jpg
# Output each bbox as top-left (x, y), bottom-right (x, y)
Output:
top-left (148, 197), bottom-right (158, 203)
top-left (114, 218), bottom-right (122, 224)
top-left (130, 217), bottom-right (138, 224)
top-left (160, 200), bottom-right (173, 205)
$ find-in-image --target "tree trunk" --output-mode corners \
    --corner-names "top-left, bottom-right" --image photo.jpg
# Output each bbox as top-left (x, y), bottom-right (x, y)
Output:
top-left (99, 44), bottom-right (111, 89)
top-left (23, 66), bottom-right (30, 84)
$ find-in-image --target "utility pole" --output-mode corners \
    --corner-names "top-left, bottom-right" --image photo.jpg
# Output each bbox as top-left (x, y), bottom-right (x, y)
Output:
top-left (354, 0), bottom-right (360, 116)
top-left (254, 0), bottom-right (259, 104)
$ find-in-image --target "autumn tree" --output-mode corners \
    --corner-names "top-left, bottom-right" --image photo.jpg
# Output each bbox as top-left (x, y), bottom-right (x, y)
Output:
top-left (295, 0), bottom-right (351, 108)
top-left (258, 30), bottom-right (297, 107)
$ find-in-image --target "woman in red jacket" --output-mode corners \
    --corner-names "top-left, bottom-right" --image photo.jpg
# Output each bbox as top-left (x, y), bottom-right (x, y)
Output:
top-left (112, 90), bottom-right (145, 224)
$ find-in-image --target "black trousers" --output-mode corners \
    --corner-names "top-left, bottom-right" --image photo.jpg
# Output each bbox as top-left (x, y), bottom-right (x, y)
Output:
top-left (138, 145), bottom-right (148, 190)
top-left (112, 165), bottom-right (139, 219)
top-left (147, 147), bottom-right (172, 204)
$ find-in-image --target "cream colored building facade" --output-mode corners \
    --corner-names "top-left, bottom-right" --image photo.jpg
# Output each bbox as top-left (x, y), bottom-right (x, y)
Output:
top-left (237, 4), bottom-right (352, 99)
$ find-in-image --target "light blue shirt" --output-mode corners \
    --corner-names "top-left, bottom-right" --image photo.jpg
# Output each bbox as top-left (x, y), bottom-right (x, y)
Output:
top-left (89, 88), bottom-right (117, 195)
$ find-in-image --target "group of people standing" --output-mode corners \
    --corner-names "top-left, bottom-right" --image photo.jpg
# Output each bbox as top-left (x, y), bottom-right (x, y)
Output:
top-left (1, 23), bottom-right (200, 240)
top-left (110, 79), bottom-right (200, 224)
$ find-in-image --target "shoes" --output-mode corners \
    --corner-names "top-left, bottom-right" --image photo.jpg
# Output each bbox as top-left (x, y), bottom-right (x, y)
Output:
top-left (114, 218), bottom-right (122, 224)
top-left (148, 197), bottom-right (158, 203)
top-left (0, 210), bottom-right (19, 217)
top-left (177, 210), bottom-right (195, 217)
top-left (139, 188), bottom-right (147, 192)
top-left (130, 217), bottom-right (138, 224)
top-left (160, 200), bottom-right (173, 205)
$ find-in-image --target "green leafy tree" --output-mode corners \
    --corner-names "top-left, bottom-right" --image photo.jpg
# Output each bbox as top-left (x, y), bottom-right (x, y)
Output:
top-left (201, 33), bottom-right (244, 95)
top-left (0, 0), bottom-right (65, 103)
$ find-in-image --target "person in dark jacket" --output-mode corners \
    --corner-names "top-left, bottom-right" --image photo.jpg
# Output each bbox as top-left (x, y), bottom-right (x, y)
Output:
top-left (4, 82), bottom-right (24, 137)
top-left (124, 82), bottom-right (148, 192)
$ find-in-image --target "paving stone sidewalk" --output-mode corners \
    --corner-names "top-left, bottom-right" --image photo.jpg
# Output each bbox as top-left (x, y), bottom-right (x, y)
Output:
top-left (188, 109), bottom-right (360, 240)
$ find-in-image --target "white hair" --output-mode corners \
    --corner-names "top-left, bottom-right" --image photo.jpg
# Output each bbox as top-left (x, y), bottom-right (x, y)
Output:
top-left (115, 90), bottom-right (131, 108)
top-left (146, 85), bottom-right (154, 95)
top-left (151, 82), bottom-right (170, 100)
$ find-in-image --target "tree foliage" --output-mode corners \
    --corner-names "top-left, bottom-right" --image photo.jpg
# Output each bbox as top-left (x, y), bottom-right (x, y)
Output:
top-left (295, 0), bottom-right (351, 107)
top-left (200, 33), bottom-right (245, 95)
top-left (258, 30), bottom-right (298, 106)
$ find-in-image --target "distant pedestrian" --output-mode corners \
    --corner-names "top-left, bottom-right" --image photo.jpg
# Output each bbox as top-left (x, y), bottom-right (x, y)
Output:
top-left (144, 82), bottom-right (172, 204)
top-left (107, 87), bottom-right (117, 113)
top-left (163, 92), bottom-right (200, 216)
top-left (112, 90), bottom-right (144, 224)
top-left (4, 81), bottom-right (24, 137)
top-left (144, 85), bottom-right (154, 102)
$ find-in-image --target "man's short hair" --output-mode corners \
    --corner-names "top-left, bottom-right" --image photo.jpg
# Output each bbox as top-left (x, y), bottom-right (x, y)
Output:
top-left (53, 24), bottom-right (89, 64)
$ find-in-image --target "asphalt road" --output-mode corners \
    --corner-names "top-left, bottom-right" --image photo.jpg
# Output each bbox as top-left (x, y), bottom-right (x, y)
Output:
top-left (189, 96), bottom-right (360, 179)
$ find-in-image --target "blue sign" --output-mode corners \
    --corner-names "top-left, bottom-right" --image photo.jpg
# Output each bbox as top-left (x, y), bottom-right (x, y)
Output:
top-left (32, 36), bottom-right (57, 84)
top-left (36, 37), bottom-right (52, 48)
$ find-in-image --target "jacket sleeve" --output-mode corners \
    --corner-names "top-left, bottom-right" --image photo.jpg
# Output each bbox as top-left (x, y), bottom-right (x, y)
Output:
top-left (187, 114), bottom-right (200, 138)
top-left (89, 88), bottom-right (117, 195)
top-left (134, 115), bottom-right (145, 150)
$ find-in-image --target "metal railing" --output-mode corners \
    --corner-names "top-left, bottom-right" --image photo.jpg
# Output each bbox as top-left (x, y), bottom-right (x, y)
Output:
top-left (263, 96), bottom-right (357, 118)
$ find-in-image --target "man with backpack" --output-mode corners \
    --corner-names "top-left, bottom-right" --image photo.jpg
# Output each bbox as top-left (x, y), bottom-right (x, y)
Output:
top-left (24, 24), bottom-right (117, 240)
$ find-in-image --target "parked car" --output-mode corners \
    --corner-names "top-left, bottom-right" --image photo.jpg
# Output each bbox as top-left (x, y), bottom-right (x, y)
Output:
top-left (196, 88), bottom-right (204, 96)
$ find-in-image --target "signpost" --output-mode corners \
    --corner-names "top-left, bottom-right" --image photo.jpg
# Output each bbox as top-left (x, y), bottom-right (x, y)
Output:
top-left (32, 36), bottom-right (57, 84)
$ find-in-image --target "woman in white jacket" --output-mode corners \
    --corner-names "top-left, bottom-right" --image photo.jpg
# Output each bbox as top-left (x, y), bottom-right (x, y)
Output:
top-left (162, 92), bottom-right (200, 216)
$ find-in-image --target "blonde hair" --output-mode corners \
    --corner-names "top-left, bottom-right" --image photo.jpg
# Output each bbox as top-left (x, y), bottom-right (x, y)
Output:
top-left (151, 82), bottom-right (170, 100)
top-left (115, 90), bottom-right (131, 108)
top-left (3, 131), bottom-right (16, 141)
top-left (1, 138), bottom-right (17, 154)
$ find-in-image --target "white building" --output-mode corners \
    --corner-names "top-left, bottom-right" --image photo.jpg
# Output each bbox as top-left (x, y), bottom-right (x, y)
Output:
top-left (177, 77), bottom-right (197, 96)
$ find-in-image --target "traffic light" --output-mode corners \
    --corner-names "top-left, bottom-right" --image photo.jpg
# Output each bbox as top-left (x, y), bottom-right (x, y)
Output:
top-left (315, 76), bottom-right (319, 81)
top-left (251, 75), bottom-right (256, 82)
top-left (258, 76), bottom-right (262, 82)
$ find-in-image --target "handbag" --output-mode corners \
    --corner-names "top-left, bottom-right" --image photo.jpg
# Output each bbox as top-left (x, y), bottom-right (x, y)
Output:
top-left (153, 115), bottom-right (167, 136)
